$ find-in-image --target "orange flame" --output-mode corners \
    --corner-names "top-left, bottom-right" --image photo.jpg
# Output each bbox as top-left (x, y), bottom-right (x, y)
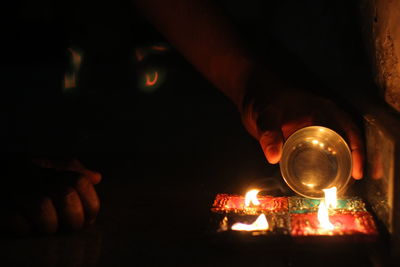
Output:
top-left (323, 187), bottom-right (337, 209)
top-left (244, 189), bottom-right (260, 207)
top-left (317, 187), bottom-right (337, 231)
top-left (317, 200), bottom-right (334, 230)
top-left (231, 214), bottom-right (269, 231)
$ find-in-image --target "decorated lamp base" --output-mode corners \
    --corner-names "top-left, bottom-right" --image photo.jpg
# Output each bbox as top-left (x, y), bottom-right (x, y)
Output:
top-left (210, 194), bottom-right (378, 240)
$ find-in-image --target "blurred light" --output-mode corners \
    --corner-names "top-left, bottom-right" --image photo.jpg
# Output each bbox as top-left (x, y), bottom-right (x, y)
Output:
top-left (138, 69), bottom-right (165, 93)
top-left (302, 183), bottom-right (315, 188)
top-left (63, 47), bottom-right (83, 91)
top-left (145, 71), bottom-right (159, 87)
top-left (231, 214), bottom-right (269, 231)
top-left (135, 48), bottom-right (146, 62)
top-left (149, 45), bottom-right (169, 52)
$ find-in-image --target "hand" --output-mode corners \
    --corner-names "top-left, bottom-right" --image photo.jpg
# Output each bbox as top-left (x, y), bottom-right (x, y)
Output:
top-left (4, 158), bottom-right (102, 235)
top-left (241, 86), bottom-right (364, 180)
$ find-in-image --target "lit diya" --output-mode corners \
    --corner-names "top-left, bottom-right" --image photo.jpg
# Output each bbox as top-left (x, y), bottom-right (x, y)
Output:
top-left (211, 187), bottom-right (378, 239)
top-left (211, 189), bottom-right (288, 215)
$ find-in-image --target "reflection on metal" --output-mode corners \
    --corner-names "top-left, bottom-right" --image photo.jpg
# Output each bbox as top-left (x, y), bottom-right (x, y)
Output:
top-left (364, 115), bottom-right (394, 233)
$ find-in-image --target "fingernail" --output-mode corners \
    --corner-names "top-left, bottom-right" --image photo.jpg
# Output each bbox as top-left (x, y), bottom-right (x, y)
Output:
top-left (266, 145), bottom-right (280, 164)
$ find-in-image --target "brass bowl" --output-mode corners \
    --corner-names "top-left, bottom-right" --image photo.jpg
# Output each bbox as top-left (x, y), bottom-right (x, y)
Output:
top-left (280, 126), bottom-right (352, 199)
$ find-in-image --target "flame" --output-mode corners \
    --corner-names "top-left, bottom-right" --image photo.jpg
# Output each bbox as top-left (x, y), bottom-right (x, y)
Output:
top-left (317, 187), bottom-right (337, 231)
top-left (323, 187), bottom-right (337, 209)
top-left (218, 216), bottom-right (229, 232)
top-left (244, 189), bottom-right (260, 207)
top-left (231, 214), bottom-right (269, 231)
top-left (318, 200), bottom-right (334, 230)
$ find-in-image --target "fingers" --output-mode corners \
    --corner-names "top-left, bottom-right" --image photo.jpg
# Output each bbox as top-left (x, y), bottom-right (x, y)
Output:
top-left (259, 118), bottom-right (313, 164)
top-left (9, 177), bottom-right (99, 235)
top-left (52, 186), bottom-right (85, 231)
top-left (345, 128), bottom-right (365, 180)
top-left (49, 172), bottom-right (100, 230)
top-left (281, 116), bottom-right (315, 140)
top-left (351, 148), bottom-right (364, 180)
top-left (5, 160), bottom-right (101, 236)
top-left (243, 89), bottom-right (365, 180)
top-left (259, 130), bottom-right (284, 164)
top-left (79, 169), bottom-right (102, 185)
top-left (258, 111), bottom-right (314, 164)
top-left (29, 197), bottom-right (58, 234)
top-left (64, 159), bottom-right (102, 185)
top-left (256, 104), bottom-right (285, 164)
top-left (332, 110), bottom-right (365, 180)
top-left (72, 176), bottom-right (100, 225)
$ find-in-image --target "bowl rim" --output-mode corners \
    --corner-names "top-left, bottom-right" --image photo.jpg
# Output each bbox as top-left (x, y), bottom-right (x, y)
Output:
top-left (279, 125), bottom-right (352, 199)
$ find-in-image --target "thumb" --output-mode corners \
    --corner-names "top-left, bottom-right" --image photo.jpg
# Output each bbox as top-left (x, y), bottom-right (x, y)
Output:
top-left (70, 160), bottom-right (102, 185)
top-left (80, 169), bottom-right (102, 185)
top-left (259, 129), bottom-right (284, 164)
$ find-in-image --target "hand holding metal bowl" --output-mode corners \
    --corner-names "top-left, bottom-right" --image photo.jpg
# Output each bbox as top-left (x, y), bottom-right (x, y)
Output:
top-left (280, 126), bottom-right (352, 199)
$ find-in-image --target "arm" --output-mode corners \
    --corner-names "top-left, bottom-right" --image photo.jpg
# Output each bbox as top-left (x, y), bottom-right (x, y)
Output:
top-left (133, 0), bottom-right (364, 179)
top-left (133, 0), bottom-right (257, 110)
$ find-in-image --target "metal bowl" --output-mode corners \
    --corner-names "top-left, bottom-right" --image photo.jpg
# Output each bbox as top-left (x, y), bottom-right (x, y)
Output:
top-left (280, 126), bottom-right (352, 199)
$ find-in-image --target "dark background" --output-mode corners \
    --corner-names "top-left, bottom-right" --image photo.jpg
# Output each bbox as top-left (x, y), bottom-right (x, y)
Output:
top-left (1, 0), bottom-right (389, 266)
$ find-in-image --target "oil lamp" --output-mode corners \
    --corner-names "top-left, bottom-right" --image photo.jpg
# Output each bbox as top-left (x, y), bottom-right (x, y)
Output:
top-left (211, 126), bottom-right (378, 240)
top-left (211, 187), bottom-right (378, 239)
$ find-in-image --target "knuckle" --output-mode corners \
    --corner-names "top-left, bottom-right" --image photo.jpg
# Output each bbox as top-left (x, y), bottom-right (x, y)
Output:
top-left (60, 186), bottom-right (77, 199)
top-left (74, 176), bottom-right (90, 189)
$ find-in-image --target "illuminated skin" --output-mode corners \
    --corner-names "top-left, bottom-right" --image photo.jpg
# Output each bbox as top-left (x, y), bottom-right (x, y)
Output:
top-left (8, 0), bottom-right (363, 236)
top-left (134, 0), bottom-right (364, 179)
top-left (5, 159), bottom-right (101, 235)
